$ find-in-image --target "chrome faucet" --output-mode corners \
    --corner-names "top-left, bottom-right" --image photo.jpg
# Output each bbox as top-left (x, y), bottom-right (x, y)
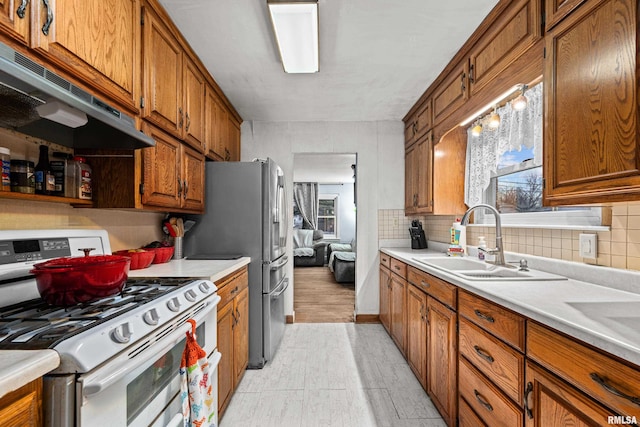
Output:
top-left (460, 204), bottom-right (506, 266)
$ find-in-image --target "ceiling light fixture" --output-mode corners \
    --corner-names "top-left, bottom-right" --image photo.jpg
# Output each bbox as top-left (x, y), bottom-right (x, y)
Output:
top-left (267, 0), bottom-right (319, 73)
top-left (512, 84), bottom-right (528, 111)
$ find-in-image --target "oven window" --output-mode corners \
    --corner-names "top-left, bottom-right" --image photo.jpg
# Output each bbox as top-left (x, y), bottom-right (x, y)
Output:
top-left (126, 324), bottom-right (205, 424)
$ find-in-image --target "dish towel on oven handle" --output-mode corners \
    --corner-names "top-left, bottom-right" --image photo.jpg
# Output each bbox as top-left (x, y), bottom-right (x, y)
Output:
top-left (180, 319), bottom-right (216, 427)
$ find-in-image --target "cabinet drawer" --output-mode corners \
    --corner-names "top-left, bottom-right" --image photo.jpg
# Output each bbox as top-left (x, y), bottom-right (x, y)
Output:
top-left (216, 266), bottom-right (248, 308)
top-left (380, 252), bottom-right (391, 269)
top-left (390, 258), bottom-right (407, 279)
top-left (459, 290), bottom-right (525, 351)
top-left (459, 318), bottom-right (524, 405)
top-left (459, 396), bottom-right (487, 427)
top-left (527, 321), bottom-right (640, 419)
top-left (407, 266), bottom-right (456, 308)
top-left (459, 358), bottom-right (523, 427)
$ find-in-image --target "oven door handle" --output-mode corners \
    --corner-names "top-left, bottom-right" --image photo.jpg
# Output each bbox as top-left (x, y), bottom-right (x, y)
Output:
top-left (81, 295), bottom-right (220, 396)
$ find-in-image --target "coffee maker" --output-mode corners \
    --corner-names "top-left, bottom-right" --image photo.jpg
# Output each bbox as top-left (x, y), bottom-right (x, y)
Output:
top-left (409, 219), bottom-right (428, 249)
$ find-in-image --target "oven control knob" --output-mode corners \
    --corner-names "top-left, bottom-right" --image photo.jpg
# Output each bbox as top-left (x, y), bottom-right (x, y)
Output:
top-left (167, 297), bottom-right (181, 312)
top-left (184, 290), bottom-right (197, 302)
top-left (198, 282), bottom-right (211, 293)
top-left (143, 308), bottom-right (160, 325)
top-left (111, 323), bottom-right (132, 344)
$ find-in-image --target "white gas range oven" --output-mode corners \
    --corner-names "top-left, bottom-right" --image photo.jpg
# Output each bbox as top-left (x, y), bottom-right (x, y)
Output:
top-left (0, 229), bottom-right (221, 427)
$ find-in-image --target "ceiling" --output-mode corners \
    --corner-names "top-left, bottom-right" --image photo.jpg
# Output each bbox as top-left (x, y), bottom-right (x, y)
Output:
top-left (158, 0), bottom-right (499, 122)
top-left (293, 153), bottom-right (356, 183)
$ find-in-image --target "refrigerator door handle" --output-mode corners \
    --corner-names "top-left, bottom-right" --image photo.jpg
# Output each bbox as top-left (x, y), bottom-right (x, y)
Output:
top-left (274, 179), bottom-right (284, 224)
top-left (270, 255), bottom-right (289, 270)
top-left (270, 277), bottom-right (289, 299)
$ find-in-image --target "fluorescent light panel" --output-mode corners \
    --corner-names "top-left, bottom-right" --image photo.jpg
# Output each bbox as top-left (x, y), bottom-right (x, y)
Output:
top-left (268, 2), bottom-right (319, 73)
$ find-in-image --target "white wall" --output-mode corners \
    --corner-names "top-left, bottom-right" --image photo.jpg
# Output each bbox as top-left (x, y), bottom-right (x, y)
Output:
top-left (319, 183), bottom-right (356, 243)
top-left (241, 121), bottom-right (405, 316)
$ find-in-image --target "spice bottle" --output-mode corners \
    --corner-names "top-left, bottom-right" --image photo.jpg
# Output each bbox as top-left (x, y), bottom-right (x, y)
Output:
top-left (0, 147), bottom-right (9, 192)
top-left (35, 145), bottom-right (55, 195)
top-left (10, 159), bottom-right (35, 194)
top-left (51, 152), bottom-right (77, 198)
top-left (74, 156), bottom-right (92, 200)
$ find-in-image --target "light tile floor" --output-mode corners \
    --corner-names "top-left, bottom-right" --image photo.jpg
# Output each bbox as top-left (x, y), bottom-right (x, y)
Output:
top-left (220, 323), bottom-right (446, 427)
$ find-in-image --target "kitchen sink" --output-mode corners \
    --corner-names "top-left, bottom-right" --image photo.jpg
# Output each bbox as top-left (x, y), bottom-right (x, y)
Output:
top-left (412, 256), bottom-right (567, 281)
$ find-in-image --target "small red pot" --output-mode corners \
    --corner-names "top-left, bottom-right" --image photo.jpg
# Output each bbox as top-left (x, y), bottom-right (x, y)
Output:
top-left (113, 250), bottom-right (155, 270)
top-left (145, 246), bottom-right (174, 264)
top-left (30, 255), bottom-right (130, 306)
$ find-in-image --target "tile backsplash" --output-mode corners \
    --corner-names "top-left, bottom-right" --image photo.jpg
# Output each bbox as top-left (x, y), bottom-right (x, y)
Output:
top-left (0, 199), bottom-right (165, 251)
top-left (379, 202), bottom-right (640, 271)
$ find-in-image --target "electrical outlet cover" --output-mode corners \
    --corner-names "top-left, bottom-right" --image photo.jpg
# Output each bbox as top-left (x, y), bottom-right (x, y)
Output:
top-left (579, 234), bottom-right (598, 259)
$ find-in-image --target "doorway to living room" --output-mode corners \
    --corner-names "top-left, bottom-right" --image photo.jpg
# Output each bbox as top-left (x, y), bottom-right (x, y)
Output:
top-left (292, 153), bottom-right (357, 323)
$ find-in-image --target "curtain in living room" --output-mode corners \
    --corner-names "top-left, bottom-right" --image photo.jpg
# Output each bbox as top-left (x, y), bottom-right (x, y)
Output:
top-left (293, 182), bottom-right (319, 230)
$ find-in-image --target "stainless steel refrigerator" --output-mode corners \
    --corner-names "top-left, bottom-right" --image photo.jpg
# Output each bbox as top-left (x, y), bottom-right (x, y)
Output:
top-left (184, 158), bottom-right (289, 368)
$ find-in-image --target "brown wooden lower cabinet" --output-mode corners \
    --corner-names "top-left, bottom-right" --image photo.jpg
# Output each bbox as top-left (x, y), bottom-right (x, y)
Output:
top-left (459, 357), bottom-right (524, 427)
top-left (0, 378), bottom-right (42, 427)
top-left (389, 271), bottom-right (407, 356)
top-left (379, 265), bottom-right (391, 333)
top-left (216, 266), bottom-right (249, 418)
top-left (406, 284), bottom-right (428, 389)
top-left (524, 361), bottom-right (613, 427)
top-left (426, 296), bottom-right (457, 427)
top-left (458, 396), bottom-right (487, 427)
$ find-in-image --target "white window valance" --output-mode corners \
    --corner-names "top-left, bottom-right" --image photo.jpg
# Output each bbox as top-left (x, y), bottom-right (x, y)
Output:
top-left (464, 83), bottom-right (543, 207)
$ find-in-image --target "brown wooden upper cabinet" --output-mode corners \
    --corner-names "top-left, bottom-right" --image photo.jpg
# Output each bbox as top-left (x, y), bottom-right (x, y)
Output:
top-left (544, 0), bottom-right (587, 31)
top-left (405, 131), bottom-right (433, 215)
top-left (141, 122), bottom-right (205, 212)
top-left (433, 60), bottom-right (469, 126)
top-left (142, 3), bottom-right (205, 152)
top-left (405, 98), bottom-right (433, 147)
top-left (543, 0), bottom-right (640, 205)
top-left (0, 0), bottom-right (30, 45)
top-left (4, 0), bottom-right (142, 114)
top-left (468, 0), bottom-right (542, 96)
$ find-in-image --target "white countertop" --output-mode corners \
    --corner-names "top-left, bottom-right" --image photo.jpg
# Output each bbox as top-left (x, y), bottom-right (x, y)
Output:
top-left (128, 257), bottom-right (251, 282)
top-left (0, 257), bottom-right (250, 400)
top-left (0, 350), bottom-right (59, 399)
top-left (381, 247), bottom-right (640, 367)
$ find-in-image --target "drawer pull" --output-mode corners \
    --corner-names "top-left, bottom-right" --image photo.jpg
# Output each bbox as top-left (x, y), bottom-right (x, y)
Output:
top-left (395, 265), bottom-right (401, 270)
top-left (230, 286), bottom-right (238, 295)
top-left (420, 280), bottom-right (430, 288)
top-left (474, 309), bottom-right (495, 323)
top-left (524, 382), bottom-right (534, 419)
top-left (474, 389), bottom-right (493, 412)
top-left (590, 373), bottom-right (640, 406)
top-left (473, 345), bottom-right (495, 363)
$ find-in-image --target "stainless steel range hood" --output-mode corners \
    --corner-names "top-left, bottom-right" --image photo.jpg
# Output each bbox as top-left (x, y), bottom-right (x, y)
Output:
top-left (0, 41), bottom-right (154, 149)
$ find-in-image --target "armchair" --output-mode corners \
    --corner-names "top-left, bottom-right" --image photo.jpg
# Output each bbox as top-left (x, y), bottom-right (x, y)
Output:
top-left (293, 229), bottom-right (329, 267)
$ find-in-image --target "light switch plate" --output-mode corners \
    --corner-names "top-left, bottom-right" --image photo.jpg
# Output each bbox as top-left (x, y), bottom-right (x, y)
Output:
top-left (579, 234), bottom-right (598, 259)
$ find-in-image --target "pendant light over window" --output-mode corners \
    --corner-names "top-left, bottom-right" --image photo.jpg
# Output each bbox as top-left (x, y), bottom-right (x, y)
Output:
top-left (487, 106), bottom-right (501, 129)
top-left (512, 84), bottom-right (528, 111)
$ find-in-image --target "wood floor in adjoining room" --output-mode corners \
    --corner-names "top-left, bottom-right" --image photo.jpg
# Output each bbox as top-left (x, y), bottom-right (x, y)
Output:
top-left (294, 266), bottom-right (355, 323)
top-left (220, 323), bottom-right (446, 427)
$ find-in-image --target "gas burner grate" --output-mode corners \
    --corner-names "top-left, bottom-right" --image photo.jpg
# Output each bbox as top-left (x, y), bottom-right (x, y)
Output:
top-left (0, 277), bottom-right (194, 350)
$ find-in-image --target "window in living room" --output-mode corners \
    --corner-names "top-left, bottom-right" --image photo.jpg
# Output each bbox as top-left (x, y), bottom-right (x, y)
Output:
top-left (318, 194), bottom-right (338, 238)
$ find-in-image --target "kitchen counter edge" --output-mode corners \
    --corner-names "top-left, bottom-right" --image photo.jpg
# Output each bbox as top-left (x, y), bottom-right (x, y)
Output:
top-left (0, 350), bottom-right (60, 399)
top-left (380, 247), bottom-right (640, 368)
top-left (128, 257), bottom-right (251, 282)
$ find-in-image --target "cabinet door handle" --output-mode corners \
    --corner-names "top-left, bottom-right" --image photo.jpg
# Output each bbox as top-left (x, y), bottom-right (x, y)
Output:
top-left (17, 0), bottom-right (28, 18)
top-left (185, 112), bottom-right (191, 132)
top-left (473, 345), bottom-right (495, 363)
top-left (41, 0), bottom-right (53, 35)
top-left (461, 72), bottom-right (466, 93)
top-left (524, 381), bottom-right (534, 419)
top-left (177, 178), bottom-right (182, 198)
top-left (183, 180), bottom-right (188, 199)
top-left (231, 309), bottom-right (237, 327)
top-left (236, 307), bottom-right (240, 322)
top-left (474, 389), bottom-right (493, 412)
top-left (590, 373), bottom-right (640, 406)
top-left (469, 64), bottom-right (475, 83)
top-left (474, 309), bottom-right (495, 323)
top-left (178, 107), bottom-right (184, 129)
